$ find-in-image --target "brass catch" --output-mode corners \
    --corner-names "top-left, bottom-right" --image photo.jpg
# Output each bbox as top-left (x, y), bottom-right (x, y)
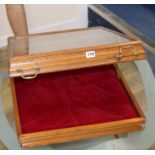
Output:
top-left (115, 52), bottom-right (123, 61)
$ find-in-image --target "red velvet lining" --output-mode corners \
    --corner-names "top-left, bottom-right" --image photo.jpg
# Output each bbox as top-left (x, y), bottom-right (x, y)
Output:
top-left (14, 65), bottom-right (139, 134)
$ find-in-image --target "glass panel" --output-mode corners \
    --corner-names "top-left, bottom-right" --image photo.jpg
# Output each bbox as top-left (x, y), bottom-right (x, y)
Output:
top-left (9, 27), bottom-right (130, 56)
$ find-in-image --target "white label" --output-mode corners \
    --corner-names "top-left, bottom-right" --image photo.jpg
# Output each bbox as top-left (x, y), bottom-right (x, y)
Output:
top-left (86, 50), bottom-right (96, 58)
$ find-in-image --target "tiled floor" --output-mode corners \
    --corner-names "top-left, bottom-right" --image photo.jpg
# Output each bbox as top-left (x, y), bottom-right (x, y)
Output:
top-left (0, 47), bottom-right (150, 149)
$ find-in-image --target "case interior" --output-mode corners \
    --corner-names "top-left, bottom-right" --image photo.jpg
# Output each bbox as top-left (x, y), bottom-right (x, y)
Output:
top-left (14, 65), bottom-right (139, 134)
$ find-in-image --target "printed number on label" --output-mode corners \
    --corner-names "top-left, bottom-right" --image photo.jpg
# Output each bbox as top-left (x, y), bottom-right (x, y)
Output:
top-left (86, 51), bottom-right (96, 58)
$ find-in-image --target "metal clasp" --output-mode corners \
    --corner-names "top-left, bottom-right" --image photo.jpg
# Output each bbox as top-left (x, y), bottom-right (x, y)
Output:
top-left (17, 67), bottom-right (40, 79)
top-left (115, 51), bottom-right (123, 61)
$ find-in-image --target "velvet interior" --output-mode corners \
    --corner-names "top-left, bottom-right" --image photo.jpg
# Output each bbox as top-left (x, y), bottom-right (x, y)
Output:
top-left (14, 65), bottom-right (139, 134)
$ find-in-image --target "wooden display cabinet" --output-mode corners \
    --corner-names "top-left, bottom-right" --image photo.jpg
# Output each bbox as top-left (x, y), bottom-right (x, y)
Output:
top-left (8, 27), bottom-right (146, 148)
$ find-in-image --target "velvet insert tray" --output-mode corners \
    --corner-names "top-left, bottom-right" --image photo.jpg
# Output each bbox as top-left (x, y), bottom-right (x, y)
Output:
top-left (11, 65), bottom-right (145, 148)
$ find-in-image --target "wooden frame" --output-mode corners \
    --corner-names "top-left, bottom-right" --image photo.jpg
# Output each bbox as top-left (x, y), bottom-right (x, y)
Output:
top-left (8, 27), bottom-right (146, 78)
top-left (10, 64), bottom-right (145, 148)
top-left (8, 26), bottom-right (146, 148)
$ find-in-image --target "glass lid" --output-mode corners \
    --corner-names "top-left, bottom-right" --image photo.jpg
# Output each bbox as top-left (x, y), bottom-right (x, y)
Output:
top-left (9, 27), bottom-right (130, 57)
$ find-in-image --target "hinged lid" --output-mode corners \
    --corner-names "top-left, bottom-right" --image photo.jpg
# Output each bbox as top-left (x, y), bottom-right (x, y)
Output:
top-left (8, 27), bottom-right (146, 79)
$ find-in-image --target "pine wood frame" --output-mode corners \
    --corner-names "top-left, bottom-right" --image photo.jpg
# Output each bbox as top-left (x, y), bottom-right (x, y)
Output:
top-left (10, 63), bottom-right (145, 148)
top-left (9, 27), bottom-right (146, 148)
top-left (8, 27), bottom-right (146, 78)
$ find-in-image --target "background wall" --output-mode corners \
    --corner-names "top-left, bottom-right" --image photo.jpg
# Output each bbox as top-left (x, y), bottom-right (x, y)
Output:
top-left (0, 4), bottom-right (88, 47)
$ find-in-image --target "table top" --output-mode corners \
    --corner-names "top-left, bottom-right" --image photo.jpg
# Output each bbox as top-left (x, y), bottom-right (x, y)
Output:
top-left (103, 5), bottom-right (155, 46)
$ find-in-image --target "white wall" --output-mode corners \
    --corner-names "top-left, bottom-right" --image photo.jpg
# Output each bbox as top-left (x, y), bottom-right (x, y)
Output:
top-left (0, 4), bottom-right (88, 47)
